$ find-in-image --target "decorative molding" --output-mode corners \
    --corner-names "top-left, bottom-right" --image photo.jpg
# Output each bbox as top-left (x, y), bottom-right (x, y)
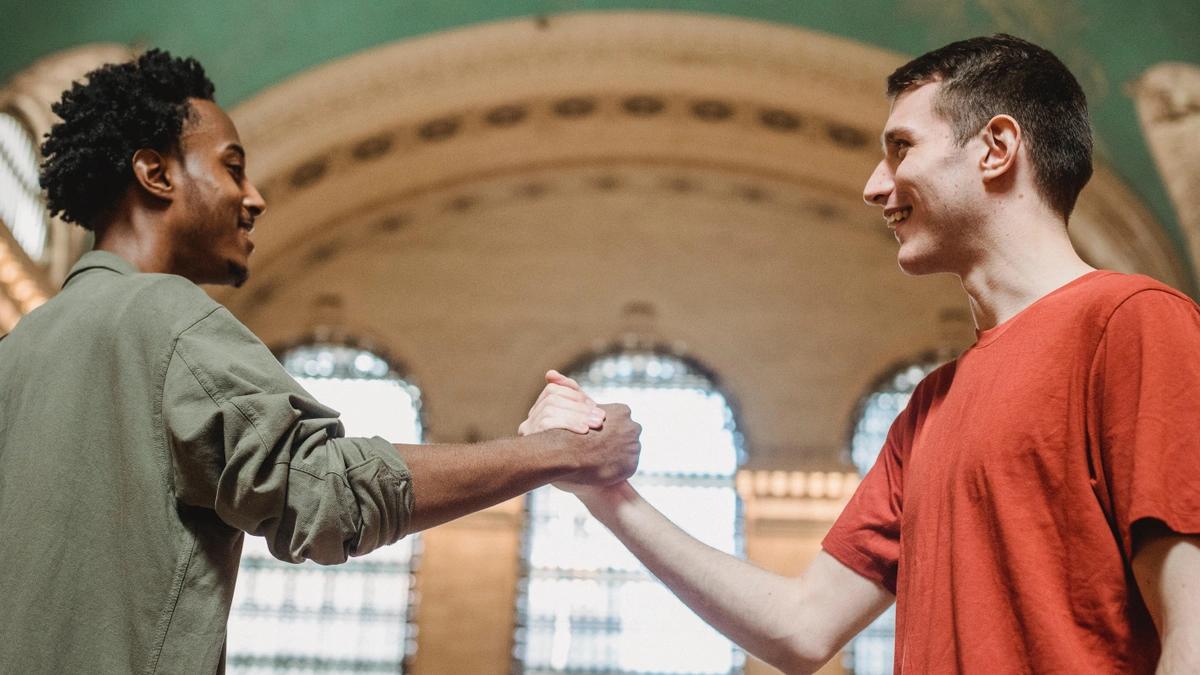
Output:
top-left (251, 91), bottom-right (877, 207)
top-left (737, 469), bottom-right (859, 526)
top-left (737, 469), bottom-right (860, 500)
top-left (222, 12), bottom-right (1189, 309)
top-left (231, 165), bottom-right (852, 315)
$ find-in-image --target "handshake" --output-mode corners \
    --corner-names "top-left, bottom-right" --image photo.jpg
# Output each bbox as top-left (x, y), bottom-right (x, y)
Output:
top-left (517, 370), bottom-right (643, 495)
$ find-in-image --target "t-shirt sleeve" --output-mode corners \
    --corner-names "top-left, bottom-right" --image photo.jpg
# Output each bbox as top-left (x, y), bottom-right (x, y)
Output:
top-left (162, 306), bottom-right (414, 565)
top-left (822, 405), bottom-right (909, 594)
top-left (1090, 288), bottom-right (1200, 561)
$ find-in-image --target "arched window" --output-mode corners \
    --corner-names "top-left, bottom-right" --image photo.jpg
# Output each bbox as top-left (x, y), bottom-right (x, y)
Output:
top-left (227, 343), bottom-right (423, 673)
top-left (515, 349), bottom-right (746, 674)
top-left (0, 112), bottom-right (50, 262)
top-left (845, 355), bottom-right (946, 675)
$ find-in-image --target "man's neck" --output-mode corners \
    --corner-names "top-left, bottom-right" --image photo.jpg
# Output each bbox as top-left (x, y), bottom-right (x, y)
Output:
top-left (959, 215), bottom-right (1095, 332)
top-left (93, 213), bottom-right (174, 275)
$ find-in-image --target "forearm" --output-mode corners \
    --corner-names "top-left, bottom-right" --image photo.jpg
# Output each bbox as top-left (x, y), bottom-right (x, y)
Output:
top-left (582, 482), bottom-right (851, 672)
top-left (1159, 638), bottom-right (1200, 675)
top-left (1133, 526), bottom-right (1200, 674)
top-left (396, 430), bottom-right (579, 532)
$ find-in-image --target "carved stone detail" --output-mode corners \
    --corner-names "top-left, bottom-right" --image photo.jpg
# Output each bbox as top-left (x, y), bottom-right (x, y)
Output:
top-left (1132, 63), bottom-right (1200, 278)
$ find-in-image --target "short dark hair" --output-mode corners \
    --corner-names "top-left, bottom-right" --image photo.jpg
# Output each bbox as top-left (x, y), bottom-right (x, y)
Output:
top-left (39, 49), bottom-right (215, 230)
top-left (887, 34), bottom-right (1092, 220)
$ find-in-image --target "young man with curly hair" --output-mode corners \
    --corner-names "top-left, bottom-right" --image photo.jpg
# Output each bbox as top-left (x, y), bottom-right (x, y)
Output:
top-left (523, 34), bottom-right (1200, 673)
top-left (0, 50), bottom-right (641, 673)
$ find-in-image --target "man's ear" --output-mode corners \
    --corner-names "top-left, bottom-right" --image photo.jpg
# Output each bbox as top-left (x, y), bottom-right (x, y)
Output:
top-left (979, 114), bottom-right (1021, 183)
top-left (130, 148), bottom-right (174, 201)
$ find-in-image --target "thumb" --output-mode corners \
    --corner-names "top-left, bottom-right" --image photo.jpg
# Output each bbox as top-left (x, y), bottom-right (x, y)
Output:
top-left (546, 369), bottom-right (577, 387)
top-left (546, 369), bottom-right (592, 401)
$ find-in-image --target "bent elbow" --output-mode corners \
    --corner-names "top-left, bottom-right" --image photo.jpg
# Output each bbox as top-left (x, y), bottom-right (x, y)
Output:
top-left (767, 637), bottom-right (837, 675)
top-left (303, 545), bottom-right (352, 566)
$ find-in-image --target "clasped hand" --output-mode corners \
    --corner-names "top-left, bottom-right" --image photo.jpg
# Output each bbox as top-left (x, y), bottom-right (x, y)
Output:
top-left (518, 370), bottom-right (641, 495)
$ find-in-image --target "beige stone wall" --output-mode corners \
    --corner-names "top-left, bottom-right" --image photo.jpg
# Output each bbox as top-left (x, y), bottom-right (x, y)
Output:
top-left (410, 499), bottom-right (525, 673)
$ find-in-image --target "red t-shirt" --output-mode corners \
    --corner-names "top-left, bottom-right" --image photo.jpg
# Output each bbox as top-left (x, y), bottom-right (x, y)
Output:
top-left (823, 271), bottom-right (1200, 673)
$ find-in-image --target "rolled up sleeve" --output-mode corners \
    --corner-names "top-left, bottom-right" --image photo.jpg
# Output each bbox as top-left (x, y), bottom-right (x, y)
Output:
top-left (162, 307), bottom-right (414, 564)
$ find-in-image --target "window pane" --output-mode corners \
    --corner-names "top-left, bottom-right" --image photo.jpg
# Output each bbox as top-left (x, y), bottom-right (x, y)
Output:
top-left (850, 362), bottom-right (935, 477)
top-left (0, 113), bottom-right (49, 262)
top-left (227, 344), bottom-right (422, 674)
top-left (845, 357), bottom-right (943, 675)
top-left (517, 351), bottom-right (745, 674)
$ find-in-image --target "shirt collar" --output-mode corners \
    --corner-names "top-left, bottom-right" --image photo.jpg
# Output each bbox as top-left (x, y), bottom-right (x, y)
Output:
top-left (62, 250), bottom-right (140, 288)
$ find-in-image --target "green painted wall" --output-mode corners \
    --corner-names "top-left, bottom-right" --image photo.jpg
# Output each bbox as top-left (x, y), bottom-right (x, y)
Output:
top-left (3, 0), bottom-right (1198, 267)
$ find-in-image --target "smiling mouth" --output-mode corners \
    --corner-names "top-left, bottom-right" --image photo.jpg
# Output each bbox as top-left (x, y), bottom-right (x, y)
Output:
top-left (237, 221), bottom-right (255, 253)
top-left (885, 207), bottom-right (912, 228)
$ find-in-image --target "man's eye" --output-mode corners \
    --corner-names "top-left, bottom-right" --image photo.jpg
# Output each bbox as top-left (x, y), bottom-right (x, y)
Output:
top-left (227, 165), bottom-right (245, 179)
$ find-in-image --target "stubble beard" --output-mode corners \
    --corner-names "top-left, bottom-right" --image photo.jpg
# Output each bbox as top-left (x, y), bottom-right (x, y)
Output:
top-left (228, 260), bottom-right (249, 288)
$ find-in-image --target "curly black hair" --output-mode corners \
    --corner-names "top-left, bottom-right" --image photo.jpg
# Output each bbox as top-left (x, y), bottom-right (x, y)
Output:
top-left (39, 49), bottom-right (215, 230)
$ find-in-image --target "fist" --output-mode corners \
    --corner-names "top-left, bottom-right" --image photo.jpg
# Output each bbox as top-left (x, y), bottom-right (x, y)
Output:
top-left (559, 402), bottom-right (642, 491)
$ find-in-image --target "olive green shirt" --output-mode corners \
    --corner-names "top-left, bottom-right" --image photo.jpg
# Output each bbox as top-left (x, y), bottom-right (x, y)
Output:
top-left (0, 251), bottom-right (414, 674)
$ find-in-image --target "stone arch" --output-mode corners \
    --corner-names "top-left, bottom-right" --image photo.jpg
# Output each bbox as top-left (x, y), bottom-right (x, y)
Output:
top-left (215, 12), bottom-right (1188, 467)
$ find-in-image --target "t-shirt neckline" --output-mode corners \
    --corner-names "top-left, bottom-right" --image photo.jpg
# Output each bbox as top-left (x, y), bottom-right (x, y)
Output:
top-left (972, 270), bottom-right (1110, 348)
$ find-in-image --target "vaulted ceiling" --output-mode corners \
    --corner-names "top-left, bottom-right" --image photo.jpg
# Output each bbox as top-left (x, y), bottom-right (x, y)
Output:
top-left (4, 0), bottom-right (1197, 264)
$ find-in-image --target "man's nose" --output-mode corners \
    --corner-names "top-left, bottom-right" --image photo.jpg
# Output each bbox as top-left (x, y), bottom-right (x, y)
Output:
top-left (245, 179), bottom-right (267, 218)
top-left (863, 160), bottom-right (893, 207)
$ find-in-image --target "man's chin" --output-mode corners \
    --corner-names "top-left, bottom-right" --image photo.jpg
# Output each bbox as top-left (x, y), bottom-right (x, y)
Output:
top-left (227, 261), bottom-right (250, 288)
top-left (896, 248), bottom-right (937, 277)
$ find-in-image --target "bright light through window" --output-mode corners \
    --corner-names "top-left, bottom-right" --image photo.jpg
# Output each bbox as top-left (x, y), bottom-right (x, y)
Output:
top-left (227, 344), bottom-right (422, 674)
top-left (846, 357), bottom-right (943, 675)
top-left (517, 350), bottom-right (745, 674)
top-left (0, 113), bottom-right (49, 262)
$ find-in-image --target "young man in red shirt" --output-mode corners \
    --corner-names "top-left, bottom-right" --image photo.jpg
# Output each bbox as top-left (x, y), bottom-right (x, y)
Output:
top-left (522, 34), bottom-right (1200, 673)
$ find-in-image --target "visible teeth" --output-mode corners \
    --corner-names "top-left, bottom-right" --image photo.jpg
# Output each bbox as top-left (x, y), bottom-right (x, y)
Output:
top-left (886, 208), bottom-right (911, 225)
